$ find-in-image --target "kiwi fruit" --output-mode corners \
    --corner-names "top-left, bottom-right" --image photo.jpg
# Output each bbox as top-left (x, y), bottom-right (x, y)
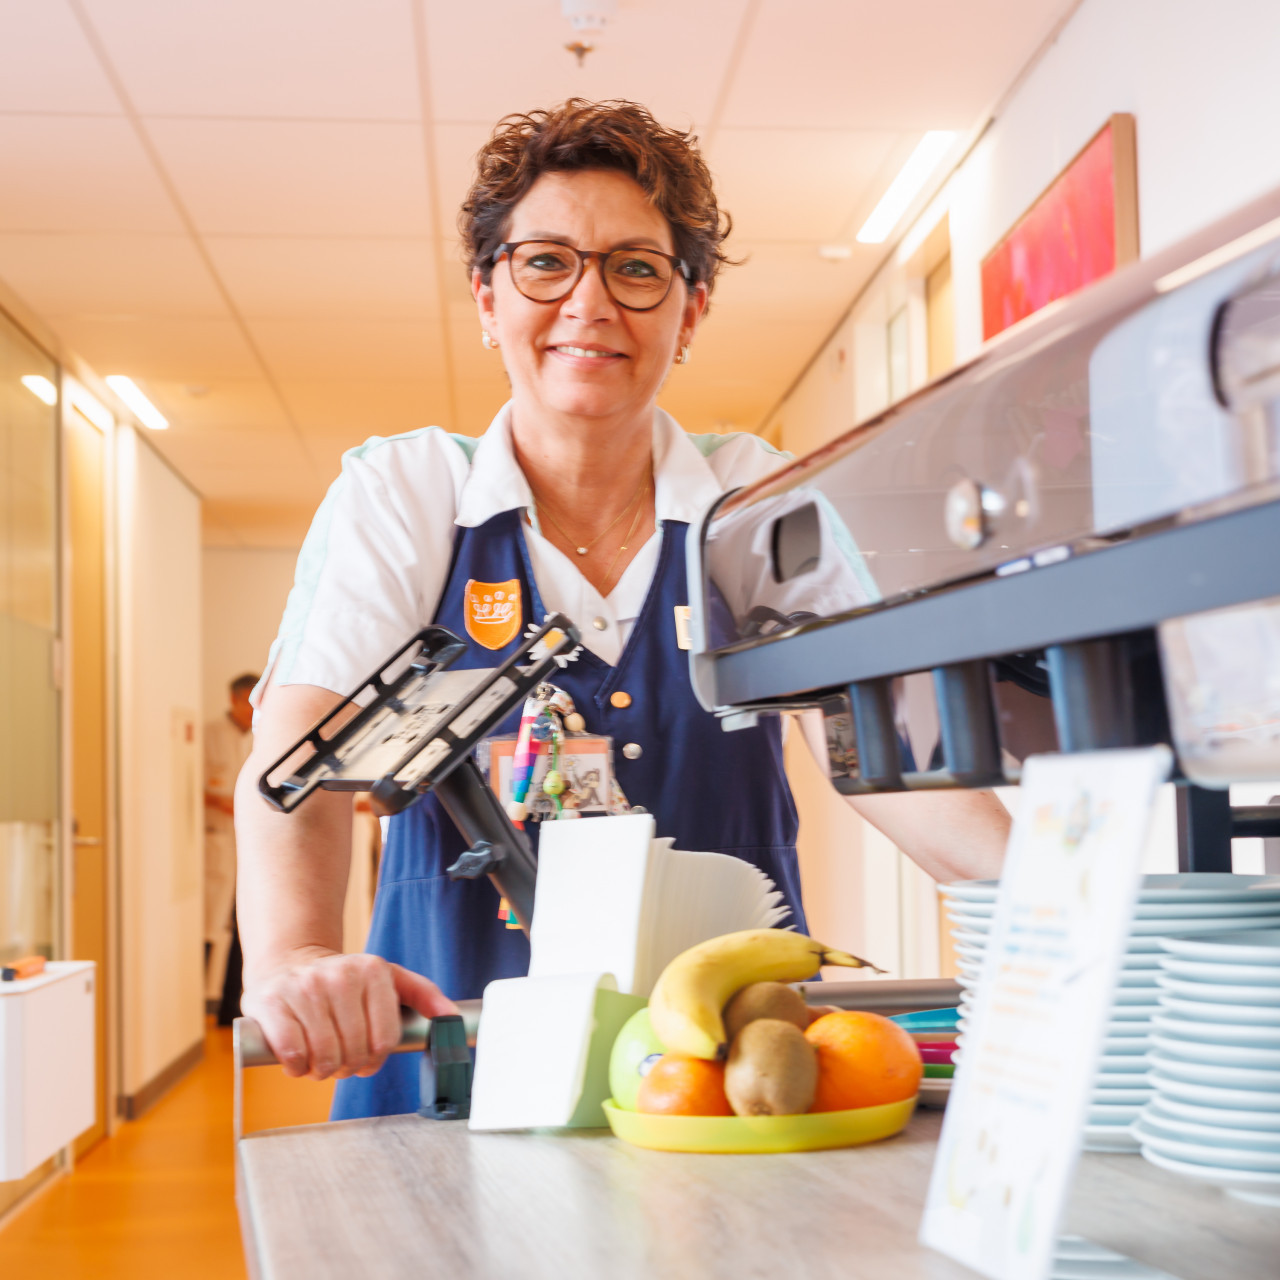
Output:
top-left (722, 981), bottom-right (809, 1042)
top-left (724, 1018), bottom-right (818, 1116)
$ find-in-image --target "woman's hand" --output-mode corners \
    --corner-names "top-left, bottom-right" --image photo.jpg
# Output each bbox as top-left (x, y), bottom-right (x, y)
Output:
top-left (242, 947), bottom-right (459, 1080)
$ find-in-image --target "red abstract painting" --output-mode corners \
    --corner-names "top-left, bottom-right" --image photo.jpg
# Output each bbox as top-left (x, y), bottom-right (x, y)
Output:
top-left (981, 116), bottom-right (1137, 341)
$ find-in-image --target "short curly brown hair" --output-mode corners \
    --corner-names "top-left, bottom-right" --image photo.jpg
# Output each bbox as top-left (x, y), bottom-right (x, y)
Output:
top-left (460, 98), bottom-right (732, 297)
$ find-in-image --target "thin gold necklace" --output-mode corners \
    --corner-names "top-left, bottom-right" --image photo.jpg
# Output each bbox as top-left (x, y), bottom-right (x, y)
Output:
top-left (599, 478), bottom-right (651, 596)
top-left (536, 471), bottom-right (649, 557)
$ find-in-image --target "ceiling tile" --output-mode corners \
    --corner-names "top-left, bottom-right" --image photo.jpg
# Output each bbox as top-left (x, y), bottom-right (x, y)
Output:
top-left (202, 499), bottom-right (317, 549)
top-left (0, 1), bottom-right (120, 114)
top-left (0, 233), bottom-right (226, 316)
top-left (282, 380), bottom-right (444, 435)
top-left (248, 318), bottom-right (448, 382)
top-left (709, 129), bottom-right (902, 241)
top-left (142, 378), bottom-right (293, 432)
top-left (0, 116), bottom-right (182, 233)
top-left (146, 119), bottom-right (430, 235)
top-left (153, 428), bottom-right (309, 481)
top-left (423, 0), bottom-right (750, 128)
top-left (49, 315), bottom-right (261, 380)
top-left (709, 241), bottom-right (878, 324)
top-left (205, 237), bottom-right (438, 321)
top-left (80, 0), bottom-right (420, 121)
top-left (720, 0), bottom-right (1072, 130)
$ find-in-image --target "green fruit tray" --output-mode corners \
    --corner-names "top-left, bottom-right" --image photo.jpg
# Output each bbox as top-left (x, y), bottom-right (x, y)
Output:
top-left (601, 1095), bottom-right (917, 1154)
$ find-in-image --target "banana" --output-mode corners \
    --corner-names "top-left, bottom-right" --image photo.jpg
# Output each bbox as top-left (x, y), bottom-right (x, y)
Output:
top-left (648, 929), bottom-right (883, 1059)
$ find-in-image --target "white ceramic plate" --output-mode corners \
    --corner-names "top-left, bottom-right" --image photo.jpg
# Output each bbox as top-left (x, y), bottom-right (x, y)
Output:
top-left (944, 916), bottom-right (1280, 937)
top-left (1141, 1105), bottom-right (1280, 1150)
top-left (1150, 1034), bottom-right (1280, 1071)
top-left (1160, 929), bottom-right (1280, 965)
top-left (1104, 1037), bottom-right (1150, 1055)
top-left (939, 875), bottom-right (1280, 904)
top-left (1116, 970), bottom-right (1162, 988)
top-left (1100, 1055), bottom-right (1150, 1074)
top-left (1157, 994), bottom-right (1280, 1026)
top-left (1110, 988), bottom-right (1160, 1007)
top-left (1082, 1126), bottom-right (1140, 1153)
top-left (1159, 956), bottom-right (1280, 985)
top-left (1089, 1103), bottom-right (1145, 1124)
top-left (1107, 1006), bottom-right (1157, 1023)
top-left (1092, 1086), bottom-right (1154, 1105)
top-left (1096, 1069), bottom-right (1153, 1087)
top-left (1151, 1013), bottom-right (1280, 1047)
top-left (1134, 1121), bottom-right (1280, 1171)
top-left (1150, 1095), bottom-right (1280, 1131)
top-left (1148, 1071), bottom-right (1280, 1111)
top-left (1149, 1051), bottom-right (1280, 1089)
top-left (1156, 974), bottom-right (1280, 1006)
top-left (1138, 1145), bottom-right (1280, 1206)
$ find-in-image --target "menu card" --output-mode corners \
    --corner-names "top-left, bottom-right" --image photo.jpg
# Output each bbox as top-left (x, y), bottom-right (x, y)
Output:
top-left (920, 747), bottom-right (1172, 1280)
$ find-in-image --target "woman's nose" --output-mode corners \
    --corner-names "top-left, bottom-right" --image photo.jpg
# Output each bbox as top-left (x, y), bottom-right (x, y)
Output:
top-left (561, 256), bottom-right (618, 322)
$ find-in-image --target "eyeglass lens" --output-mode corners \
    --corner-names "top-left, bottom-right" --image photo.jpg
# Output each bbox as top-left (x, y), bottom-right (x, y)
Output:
top-left (509, 242), bottom-right (675, 310)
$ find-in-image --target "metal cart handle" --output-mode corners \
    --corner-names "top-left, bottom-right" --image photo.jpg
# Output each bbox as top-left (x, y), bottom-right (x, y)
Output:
top-left (232, 1001), bottom-right (482, 1142)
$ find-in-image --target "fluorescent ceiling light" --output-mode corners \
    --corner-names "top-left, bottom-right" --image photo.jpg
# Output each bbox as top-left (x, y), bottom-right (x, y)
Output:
top-left (69, 383), bottom-right (113, 431)
top-left (817, 244), bottom-right (854, 261)
top-left (857, 132), bottom-right (957, 245)
top-left (106, 375), bottom-right (168, 430)
top-left (21, 374), bottom-right (58, 406)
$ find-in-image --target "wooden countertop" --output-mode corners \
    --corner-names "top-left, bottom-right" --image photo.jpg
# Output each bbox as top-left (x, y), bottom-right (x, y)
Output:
top-left (236, 1109), bottom-right (1277, 1280)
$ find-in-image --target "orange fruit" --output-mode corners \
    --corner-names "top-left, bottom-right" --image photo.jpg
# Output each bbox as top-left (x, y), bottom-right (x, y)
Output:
top-left (636, 1053), bottom-right (733, 1116)
top-left (804, 1011), bottom-right (923, 1111)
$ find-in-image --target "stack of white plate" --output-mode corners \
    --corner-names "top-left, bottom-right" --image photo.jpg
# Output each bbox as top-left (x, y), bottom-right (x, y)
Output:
top-left (941, 875), bottom-right (1280, 1154)
top-left (1134, 928), bottom-right (1280, 1206)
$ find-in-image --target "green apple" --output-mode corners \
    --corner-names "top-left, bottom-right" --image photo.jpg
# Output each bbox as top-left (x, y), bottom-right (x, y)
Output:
top-left (609, 1006), bottom-right (667, 1111)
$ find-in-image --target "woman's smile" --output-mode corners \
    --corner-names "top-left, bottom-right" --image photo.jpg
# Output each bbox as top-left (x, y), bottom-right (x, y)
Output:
top-left (546, 342), bottom-right (629, 366)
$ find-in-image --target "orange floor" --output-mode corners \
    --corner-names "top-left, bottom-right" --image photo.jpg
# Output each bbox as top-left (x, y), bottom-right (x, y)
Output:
top-left (0, 1020), bottom-right (335, 1279)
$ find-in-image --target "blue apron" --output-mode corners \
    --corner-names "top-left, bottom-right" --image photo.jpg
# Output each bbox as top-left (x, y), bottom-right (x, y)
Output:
top-left (332, 510), bottom-right (805, 1119)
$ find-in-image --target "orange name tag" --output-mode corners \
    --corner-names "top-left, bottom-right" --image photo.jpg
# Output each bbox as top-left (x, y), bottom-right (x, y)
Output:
top-left (464, 578), bottom-right (523, 650)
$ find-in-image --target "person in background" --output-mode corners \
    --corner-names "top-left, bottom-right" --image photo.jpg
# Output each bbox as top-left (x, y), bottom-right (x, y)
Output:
top-left (205, 673), bottom-right (258, 1015)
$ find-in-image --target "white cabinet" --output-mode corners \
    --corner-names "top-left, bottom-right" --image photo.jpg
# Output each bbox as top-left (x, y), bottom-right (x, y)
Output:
top-left (0, 961), bottom-right (96, 1179)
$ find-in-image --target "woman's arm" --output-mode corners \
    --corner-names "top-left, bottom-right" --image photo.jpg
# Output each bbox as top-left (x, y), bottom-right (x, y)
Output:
top-left (797, 712), bottom-right (1010, 883)
top-left (236, 680), bottom-right (456, 1079)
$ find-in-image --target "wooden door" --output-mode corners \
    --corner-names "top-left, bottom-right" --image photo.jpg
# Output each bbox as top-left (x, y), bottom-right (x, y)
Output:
top-left (67, 408), bottom-right (110, 1155)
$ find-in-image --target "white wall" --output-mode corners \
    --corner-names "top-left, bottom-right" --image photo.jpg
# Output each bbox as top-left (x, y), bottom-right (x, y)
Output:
top-left (949, 0), bottom-right (1280, 362)
top-left (115, 427), bottom-right (204, 1096)
top-left (201, 547), bottom-right (298, 719)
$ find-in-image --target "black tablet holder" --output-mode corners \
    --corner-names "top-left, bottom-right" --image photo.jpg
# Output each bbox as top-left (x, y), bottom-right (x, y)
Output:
top-left (257, 614), bottom-right (582, 933)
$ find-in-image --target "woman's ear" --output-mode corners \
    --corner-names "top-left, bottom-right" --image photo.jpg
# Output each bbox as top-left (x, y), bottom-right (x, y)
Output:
top-left (678, 280), bottom-right (709, 348)
top-left (473, 266), bottom-right (498, 339)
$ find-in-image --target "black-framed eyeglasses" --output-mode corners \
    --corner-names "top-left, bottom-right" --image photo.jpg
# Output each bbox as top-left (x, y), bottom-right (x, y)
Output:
top-left (491, 240), bottom-right (694, 312)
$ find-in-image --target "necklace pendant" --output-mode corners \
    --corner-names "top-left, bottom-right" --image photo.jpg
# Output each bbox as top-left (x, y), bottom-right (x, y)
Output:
top-left (576, 546), bottom-right (588, 556)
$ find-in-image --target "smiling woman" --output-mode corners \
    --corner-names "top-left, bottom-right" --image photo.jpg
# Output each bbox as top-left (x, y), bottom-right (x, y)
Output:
top-left (234, 98), bottom-right (1010, 1122)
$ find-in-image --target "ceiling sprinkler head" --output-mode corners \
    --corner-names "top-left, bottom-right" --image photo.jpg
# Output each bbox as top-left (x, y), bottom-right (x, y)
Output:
top-left (561, 0), bottom-right (616, 35)
top-left (565, 39), bottom-right (594, 67)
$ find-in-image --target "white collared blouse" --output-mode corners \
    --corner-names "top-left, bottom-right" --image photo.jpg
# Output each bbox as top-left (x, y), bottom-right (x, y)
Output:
top-left (259, 404), bottom-right (788, 701)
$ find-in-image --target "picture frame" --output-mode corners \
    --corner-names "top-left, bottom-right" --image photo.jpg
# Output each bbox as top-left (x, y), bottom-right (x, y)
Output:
top-left (981, 113), bottom-right (1139, 341)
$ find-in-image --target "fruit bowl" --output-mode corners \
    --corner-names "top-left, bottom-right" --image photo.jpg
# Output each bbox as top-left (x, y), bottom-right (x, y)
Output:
top-left (601, 1095), bottom-right (917, 1154)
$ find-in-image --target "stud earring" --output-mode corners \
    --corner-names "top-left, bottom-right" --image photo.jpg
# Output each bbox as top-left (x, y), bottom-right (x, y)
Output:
top-left (675, 344), bottom-right (690, 365)
top-left (482, 330), bottom-right (499, 349)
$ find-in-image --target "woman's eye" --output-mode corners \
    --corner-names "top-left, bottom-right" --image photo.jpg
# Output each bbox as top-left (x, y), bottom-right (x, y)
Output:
top-left (528, 253), bottom-right (571, 272)
top-left (613, 256), bottom-right (659, 278)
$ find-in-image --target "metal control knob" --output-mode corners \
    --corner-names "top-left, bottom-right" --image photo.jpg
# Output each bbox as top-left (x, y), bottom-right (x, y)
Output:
top-left (945, 477), bottom-right (987, 550)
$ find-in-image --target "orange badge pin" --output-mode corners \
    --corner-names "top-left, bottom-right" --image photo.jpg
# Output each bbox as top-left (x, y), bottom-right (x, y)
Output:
top-left (463, 578), bottom-right (523, 650)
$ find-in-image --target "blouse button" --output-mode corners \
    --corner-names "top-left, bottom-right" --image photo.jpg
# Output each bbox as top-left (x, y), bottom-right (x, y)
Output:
top-left (610, 691), bottom-right (632, 709)
top-left (592, 617), bottom-right (608, 631)
top-left (622, 743), bottom-right (643, 760)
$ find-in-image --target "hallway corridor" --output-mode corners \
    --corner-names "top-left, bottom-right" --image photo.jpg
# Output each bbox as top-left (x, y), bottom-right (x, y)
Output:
top-left (0, 1023), bottom-right (334, 1279)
